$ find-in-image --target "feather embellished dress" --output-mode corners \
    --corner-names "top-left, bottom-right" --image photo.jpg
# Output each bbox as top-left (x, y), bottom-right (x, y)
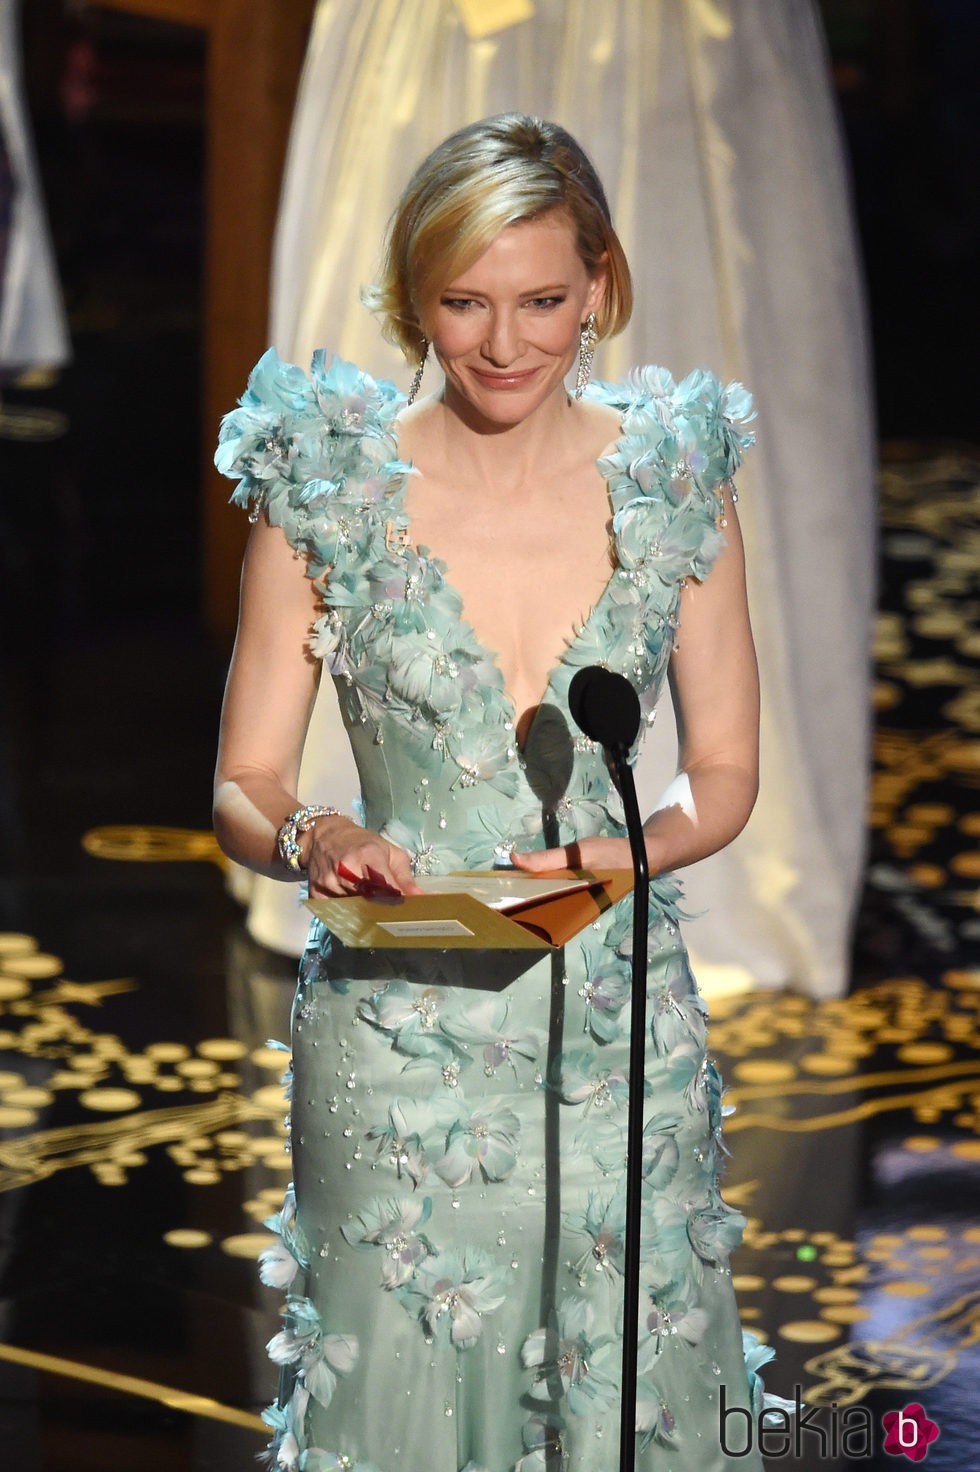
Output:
top-left (217, 350), bottom-right (781, 1472)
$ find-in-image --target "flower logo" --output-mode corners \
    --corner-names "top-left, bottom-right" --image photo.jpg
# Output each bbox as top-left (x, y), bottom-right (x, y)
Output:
top-left (882, 1403), bottom-right (940, 1461)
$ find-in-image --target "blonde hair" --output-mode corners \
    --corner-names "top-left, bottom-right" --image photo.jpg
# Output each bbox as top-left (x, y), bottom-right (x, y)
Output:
top-left (364, 114), bottom-right (633, 363)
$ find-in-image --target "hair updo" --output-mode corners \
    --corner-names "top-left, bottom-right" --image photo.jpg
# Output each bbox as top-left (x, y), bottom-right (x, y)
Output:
top-left (364, 114), bottom-right (633, 364)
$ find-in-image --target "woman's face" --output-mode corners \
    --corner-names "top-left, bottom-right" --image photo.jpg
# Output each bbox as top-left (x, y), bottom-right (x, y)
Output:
top-left (424, 210), bottom-right (605, 427)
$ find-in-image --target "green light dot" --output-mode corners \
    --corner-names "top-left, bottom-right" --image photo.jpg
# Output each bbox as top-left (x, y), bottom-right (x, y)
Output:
top-left (796, 1245), bottom-right (819, 1261)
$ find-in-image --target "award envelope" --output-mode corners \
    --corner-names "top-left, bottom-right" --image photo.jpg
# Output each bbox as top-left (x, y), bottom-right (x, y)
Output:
top-left (305, 869), bottom-right (633, 951)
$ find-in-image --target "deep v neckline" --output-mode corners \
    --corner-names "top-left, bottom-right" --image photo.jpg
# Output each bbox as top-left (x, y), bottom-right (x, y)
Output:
top-left (388, 408), bottom-right (625, 737)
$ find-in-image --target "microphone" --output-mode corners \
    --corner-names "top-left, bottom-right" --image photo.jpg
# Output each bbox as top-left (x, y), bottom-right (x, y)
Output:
top-left (568, 665), bottom-right (641, 753)
top-left (568, 663), bottom-right (648, 1472)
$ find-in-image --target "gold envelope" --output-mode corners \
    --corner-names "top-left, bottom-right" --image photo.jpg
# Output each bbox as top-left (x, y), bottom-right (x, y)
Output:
top-left (305, 869), bottom-right (634, 951)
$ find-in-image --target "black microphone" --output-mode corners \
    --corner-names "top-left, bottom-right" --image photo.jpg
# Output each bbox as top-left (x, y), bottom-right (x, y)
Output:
top-left (568, 662), bottom-right (648, 1472)
top-left (568, 665), bottom-right (641, 753)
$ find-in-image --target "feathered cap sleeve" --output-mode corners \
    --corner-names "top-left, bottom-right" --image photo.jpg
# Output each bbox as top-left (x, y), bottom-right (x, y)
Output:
top-left (214, 347), bottom-right (408, 580)
top-left (589, 365), bottom-right (756, 585)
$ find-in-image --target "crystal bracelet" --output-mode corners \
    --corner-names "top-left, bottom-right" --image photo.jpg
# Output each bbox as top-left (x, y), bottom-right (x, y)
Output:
top-left (276, 804), bottom-right (342, 873)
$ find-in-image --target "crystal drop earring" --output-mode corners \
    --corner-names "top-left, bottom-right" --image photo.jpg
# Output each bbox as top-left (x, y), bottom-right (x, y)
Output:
top-left (407, 339), bottom-right (428, 405)
top-left (574, 313), bottom-right (598, 399)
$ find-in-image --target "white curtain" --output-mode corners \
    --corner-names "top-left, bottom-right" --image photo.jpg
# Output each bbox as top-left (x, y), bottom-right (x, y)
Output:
top-left (240, 0), bottom-right (875, 1000)
top-left (0, 0), bottom-right (69, 371)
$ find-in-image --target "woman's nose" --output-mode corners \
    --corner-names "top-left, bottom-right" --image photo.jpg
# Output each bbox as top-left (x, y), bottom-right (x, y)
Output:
top-left (482, 310), bottom-right (522, 365)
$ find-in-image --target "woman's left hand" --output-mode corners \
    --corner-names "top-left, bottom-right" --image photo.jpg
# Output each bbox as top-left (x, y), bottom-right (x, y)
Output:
top-left (510, 836), bottom-right (635, 873)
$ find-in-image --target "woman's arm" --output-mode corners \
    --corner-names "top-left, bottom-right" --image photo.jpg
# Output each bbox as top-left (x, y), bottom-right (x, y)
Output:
top-left (513, 483), bottom-right (759, 875)
top-left (641, 482), bottom-right (759, 870)
top-left (213, 518), bottom-right (419, 895)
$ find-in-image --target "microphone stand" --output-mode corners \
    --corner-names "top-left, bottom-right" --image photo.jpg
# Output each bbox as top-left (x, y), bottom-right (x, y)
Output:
top-left (606, 740), bottom-right (649, 1472)
top-left (567, 663), bottom-right (650, 1471)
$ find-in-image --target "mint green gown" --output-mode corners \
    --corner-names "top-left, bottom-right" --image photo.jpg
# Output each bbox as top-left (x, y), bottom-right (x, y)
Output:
top-left (218, 351), bottom-right (775, 1472)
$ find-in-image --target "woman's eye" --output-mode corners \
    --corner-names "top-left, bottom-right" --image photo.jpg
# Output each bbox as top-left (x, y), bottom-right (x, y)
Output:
top-left (441, 297), bottom-right (476, 311)
top-left (527, 296), bottom-right (565, 310)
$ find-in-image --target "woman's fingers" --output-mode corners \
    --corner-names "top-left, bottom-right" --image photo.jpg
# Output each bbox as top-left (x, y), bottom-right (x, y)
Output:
top-left (335, 861), bottom-right (400, 897)
top-left (511, 837), bottom-right (633, 873)
top-left (384, 849), bottom-right (424, 896)
top-left (510, 846), bottom-right (572, 872)
top-left (308, 828), bottom-right (423, 897)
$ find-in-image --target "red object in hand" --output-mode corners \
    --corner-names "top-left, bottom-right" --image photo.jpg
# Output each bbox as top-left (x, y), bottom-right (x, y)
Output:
top-left (337, 862), bottom-right (403, 899)
top-left (365, 865), bottom-right (403, 897)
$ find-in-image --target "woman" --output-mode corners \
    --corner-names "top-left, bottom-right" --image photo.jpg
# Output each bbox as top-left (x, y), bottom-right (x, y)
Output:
top-left (215, 116), bottom-right (774, 1472)
top-left (244, 0), bottom-right (875, 1002)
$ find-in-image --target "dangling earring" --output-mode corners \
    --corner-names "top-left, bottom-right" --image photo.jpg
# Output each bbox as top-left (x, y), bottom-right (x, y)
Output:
top-left (407, 339), bottom-right (428, 405)
top-left (574, 313), bottom-right (598, 399)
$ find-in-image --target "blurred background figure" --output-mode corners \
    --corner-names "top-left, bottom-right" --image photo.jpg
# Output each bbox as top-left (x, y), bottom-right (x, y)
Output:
top-left (0, 0), bottom-right (70, 413)
top-left (232, 0), bottom-right (876, 1002)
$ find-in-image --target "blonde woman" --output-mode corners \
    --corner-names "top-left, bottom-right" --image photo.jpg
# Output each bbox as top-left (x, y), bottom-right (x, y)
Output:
top-left (216, 116), bottom-right (778, 1471)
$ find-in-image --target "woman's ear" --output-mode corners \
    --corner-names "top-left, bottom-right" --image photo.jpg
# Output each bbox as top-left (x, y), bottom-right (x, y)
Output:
top-left (586, 254), bottom-right (609, 323)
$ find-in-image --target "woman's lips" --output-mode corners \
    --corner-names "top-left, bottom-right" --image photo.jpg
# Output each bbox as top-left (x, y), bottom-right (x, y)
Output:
top-left (470, 367), bottom-right (540, 389)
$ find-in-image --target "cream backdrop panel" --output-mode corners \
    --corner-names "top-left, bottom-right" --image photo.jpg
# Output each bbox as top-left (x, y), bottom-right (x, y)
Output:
top-left (237, 0), bottom-right (875, 999)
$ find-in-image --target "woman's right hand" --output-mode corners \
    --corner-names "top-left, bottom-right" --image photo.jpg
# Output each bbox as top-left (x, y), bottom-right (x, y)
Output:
top-left (304, 815), bottom-right (422, 897)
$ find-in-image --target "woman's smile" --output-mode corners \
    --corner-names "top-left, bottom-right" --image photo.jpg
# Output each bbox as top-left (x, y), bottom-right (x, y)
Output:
top-left (469, 365), bottom-right (542, 389)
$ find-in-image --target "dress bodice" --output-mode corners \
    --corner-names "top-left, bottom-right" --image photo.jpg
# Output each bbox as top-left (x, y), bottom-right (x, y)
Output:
top-left (216, 351), bottom-right (754, 875)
